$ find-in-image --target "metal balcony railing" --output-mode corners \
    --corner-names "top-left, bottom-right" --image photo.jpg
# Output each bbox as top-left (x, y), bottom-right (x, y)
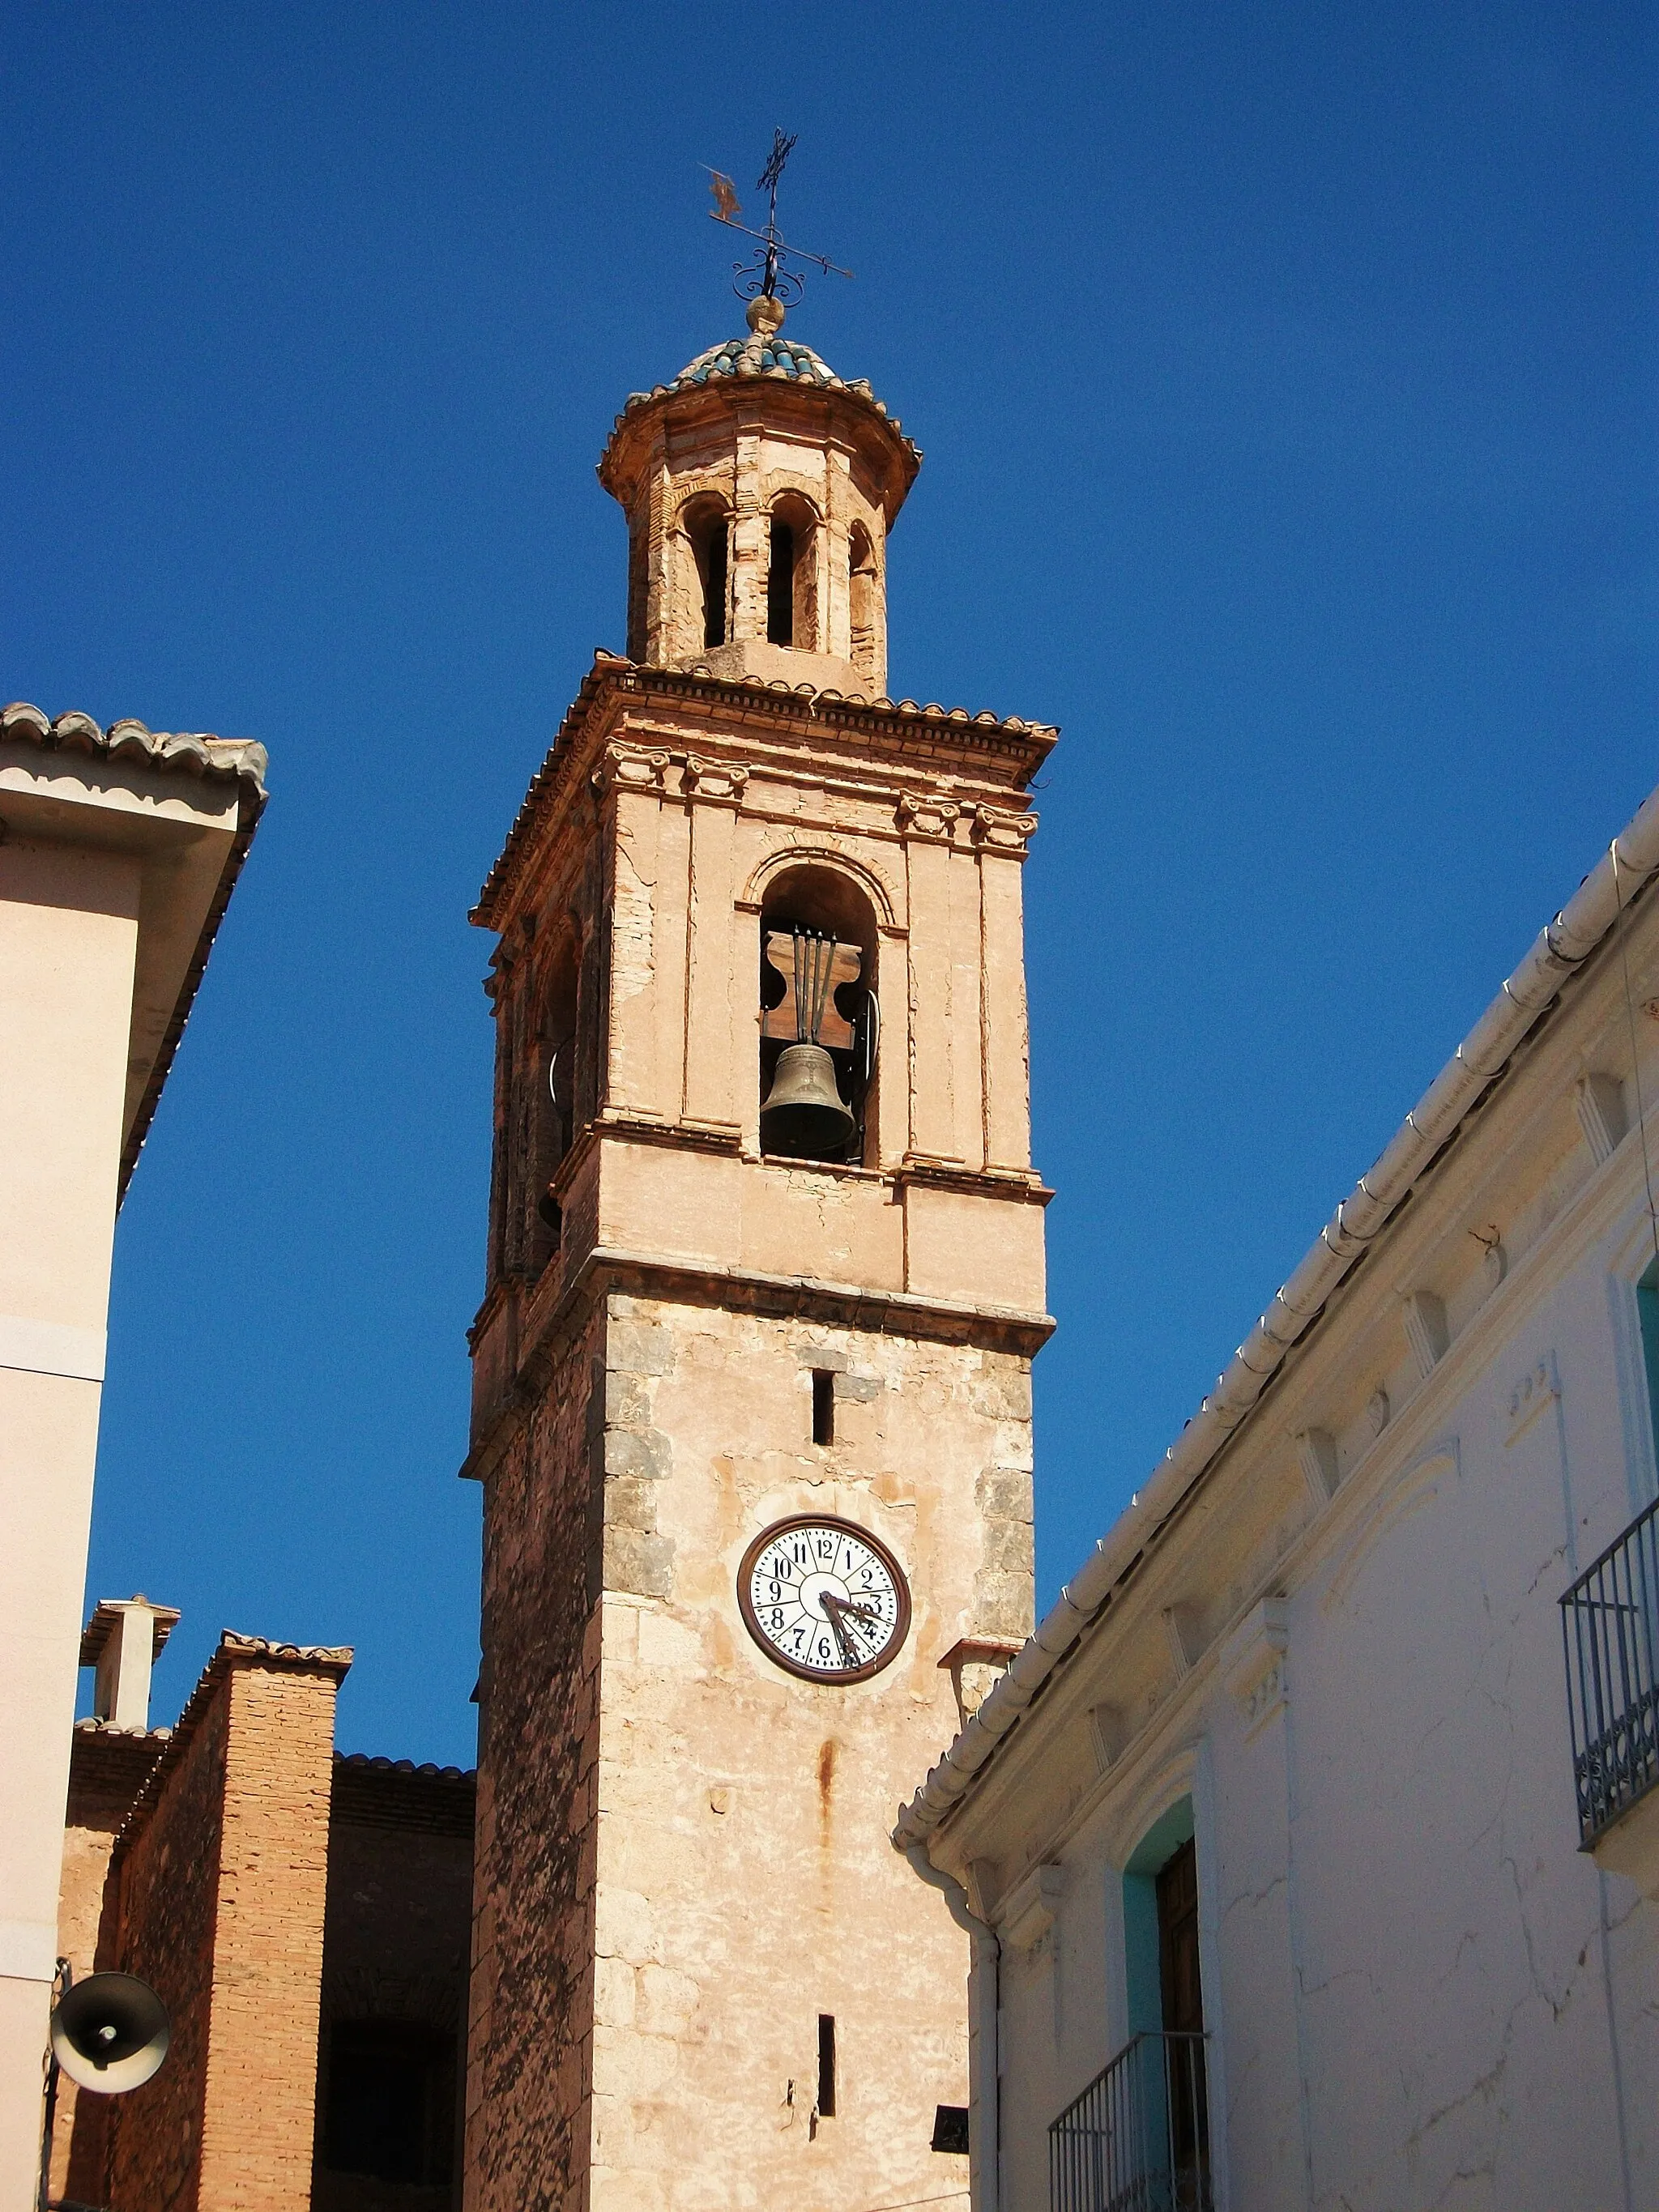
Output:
top-left (1049, 2030), bottom-right (1212, 2212)
top-left (1561, 1493), bottom-right (1659, 1847)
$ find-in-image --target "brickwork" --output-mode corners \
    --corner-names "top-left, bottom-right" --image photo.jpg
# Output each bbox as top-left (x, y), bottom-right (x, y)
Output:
top-left (90, 1634), bottom-right (348, 2212)
top-left (51, 1726), bottom-right (168, 2204)
top-left (313, 1757), bottom-right (476, 2212)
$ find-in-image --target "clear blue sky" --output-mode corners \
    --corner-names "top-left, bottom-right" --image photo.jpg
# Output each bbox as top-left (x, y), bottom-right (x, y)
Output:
top-left (4, 3), bottom-right (1653, 1768)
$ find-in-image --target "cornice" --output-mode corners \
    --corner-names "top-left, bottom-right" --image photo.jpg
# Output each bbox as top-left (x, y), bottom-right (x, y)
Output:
top-left (2, 702), bottom-right (271, 1204)
top-left (461, 1236), bottom-right (1055, 1485)
top-left (471, 654), bottom-right (1058, 931)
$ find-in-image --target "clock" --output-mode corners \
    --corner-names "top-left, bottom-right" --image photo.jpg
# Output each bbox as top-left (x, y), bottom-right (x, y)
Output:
top-left (738, 1515), bottom-right (911, 1683)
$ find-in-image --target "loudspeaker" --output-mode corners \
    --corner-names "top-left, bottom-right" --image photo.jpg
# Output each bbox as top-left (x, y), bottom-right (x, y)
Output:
top-left (50, 1972), bottom-right (169, 2094)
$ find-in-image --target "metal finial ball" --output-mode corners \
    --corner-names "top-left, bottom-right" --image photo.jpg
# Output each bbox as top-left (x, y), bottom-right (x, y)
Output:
top-left (746, 293), bottom-right (787, 338)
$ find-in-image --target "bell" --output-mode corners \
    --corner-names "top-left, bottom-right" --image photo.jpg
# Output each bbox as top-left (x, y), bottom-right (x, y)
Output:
top-left (760, 1042), bottom-right (855, 1158)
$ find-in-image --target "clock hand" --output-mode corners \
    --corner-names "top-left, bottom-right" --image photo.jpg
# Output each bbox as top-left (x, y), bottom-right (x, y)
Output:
top-left (820, 1592), bottom-right (864, 1663)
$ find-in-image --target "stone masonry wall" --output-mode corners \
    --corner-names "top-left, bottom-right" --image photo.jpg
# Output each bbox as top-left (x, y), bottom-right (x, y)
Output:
top-left (465, 1298), bottom-right (608, 2212)
top-left (587, 1289), bottom-right (1033, 2212)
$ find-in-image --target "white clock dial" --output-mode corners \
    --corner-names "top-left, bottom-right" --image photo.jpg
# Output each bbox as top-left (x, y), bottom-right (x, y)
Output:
top-left (738, 1515), bottom-right (911, 1682)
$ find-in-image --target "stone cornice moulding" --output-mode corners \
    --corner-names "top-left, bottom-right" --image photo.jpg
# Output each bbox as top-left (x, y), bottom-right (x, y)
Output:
top-left (474, 654), bottom-right (1056, 930)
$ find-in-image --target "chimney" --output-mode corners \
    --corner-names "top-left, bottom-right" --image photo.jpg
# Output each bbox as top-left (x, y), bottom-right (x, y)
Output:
top-left (79, 1596), bottom-right (181, 1730)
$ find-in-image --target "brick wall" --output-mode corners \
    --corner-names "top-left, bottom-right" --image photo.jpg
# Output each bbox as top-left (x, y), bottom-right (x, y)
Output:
top-left (313, 1756), bottom-right (475, 2212)
top-left (53, 1726), bottom-right (167, 2206)
top-left (94, 1634), bottom-right (349, 2212)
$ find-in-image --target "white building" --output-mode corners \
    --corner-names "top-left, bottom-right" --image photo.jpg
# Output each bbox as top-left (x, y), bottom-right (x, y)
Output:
top-left (0, 702), bottom-right (264, 2211)
top-left (898, 780), bottom-right (1659, 2212)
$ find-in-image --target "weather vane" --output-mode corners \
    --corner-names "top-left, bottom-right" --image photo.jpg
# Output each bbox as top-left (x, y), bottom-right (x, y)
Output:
top-left (703, 129), bottom-right (852, 310)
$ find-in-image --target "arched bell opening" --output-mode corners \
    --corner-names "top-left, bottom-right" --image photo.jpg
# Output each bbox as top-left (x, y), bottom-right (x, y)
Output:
top-left (525, 938), bottom-right (579, 1276)
top-left (847, 521), bottom-right (880, 682)
top-left (682, 496), bottom-right (731, 653)
top-left (766, 493), bottom-right (820, 653)
top-left (757, 865), bottom-right (878, 1166)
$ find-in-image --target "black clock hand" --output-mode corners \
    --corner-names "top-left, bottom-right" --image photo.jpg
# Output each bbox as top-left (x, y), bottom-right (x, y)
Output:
top-left (821, 1592), bottom-right (863, 1664)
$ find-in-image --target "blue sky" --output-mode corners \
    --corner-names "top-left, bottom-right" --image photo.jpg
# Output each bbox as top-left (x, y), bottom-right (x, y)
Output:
top-left (4, 2), bottom-right (1653, 1768)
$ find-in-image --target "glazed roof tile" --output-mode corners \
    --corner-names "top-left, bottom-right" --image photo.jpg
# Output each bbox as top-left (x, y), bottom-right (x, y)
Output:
top-left (612, 331), bottom-right (919, 460)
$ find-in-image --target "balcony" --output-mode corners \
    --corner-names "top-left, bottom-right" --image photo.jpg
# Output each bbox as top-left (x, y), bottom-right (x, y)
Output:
top-left (1560, 1494), bottom-right (1659, 1869)
top-left (1049, 2031), bottom-right (1212, 2212)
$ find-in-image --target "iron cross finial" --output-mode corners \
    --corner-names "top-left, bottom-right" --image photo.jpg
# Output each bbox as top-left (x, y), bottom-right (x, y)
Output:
top-left (702, 131), bottom-right (852, 315)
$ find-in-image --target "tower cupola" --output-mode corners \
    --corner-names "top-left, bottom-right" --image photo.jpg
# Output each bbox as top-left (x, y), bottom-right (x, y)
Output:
top-left (598, 294), bottom-right (920, 696)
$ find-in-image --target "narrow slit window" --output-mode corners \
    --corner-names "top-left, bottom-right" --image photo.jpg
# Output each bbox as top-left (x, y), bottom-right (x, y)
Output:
top-left (702, 521), bottom-right (728, 648)
top-left (768, 519), bottom-right (795, 645)
top-left (812, 1370), bottom-right (835, 1447)
top-left (817, 2014), bottom-right (837, 2117)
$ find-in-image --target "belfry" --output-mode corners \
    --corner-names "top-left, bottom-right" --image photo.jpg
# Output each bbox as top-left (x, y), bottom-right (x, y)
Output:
top-left (460, 234), bottom-right (1057, 2210)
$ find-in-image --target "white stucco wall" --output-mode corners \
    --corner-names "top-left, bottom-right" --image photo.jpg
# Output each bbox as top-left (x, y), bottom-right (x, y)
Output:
top-left (988, 1190), bottom-right (1659, 2211)
top-left (915, 841), bottom-right (1659, 2212)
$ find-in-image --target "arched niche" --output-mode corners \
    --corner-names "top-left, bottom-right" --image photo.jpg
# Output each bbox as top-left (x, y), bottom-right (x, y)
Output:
top-left (679, 494), bottom-right (731, 654)
top-left (766, 491), bottom-right (821, 654)
top-left (757, 862), bottom-right (880, 1166)
top-left (848, 520), bottom-right (880, 683)
top-left (524, 933), bottom-right (579, 1276)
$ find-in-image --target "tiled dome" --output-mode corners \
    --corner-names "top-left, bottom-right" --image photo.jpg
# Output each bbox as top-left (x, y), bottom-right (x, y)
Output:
top-left (619, 330), bottom-right (905, 437)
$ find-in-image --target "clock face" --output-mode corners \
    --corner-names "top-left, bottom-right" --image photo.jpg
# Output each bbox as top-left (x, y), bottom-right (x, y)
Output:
top-left (739, 1515), bottom-right (911, 1683)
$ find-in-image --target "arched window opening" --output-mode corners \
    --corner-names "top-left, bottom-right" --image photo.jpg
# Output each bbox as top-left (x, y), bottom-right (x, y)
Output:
top-left (527, 943), bottom-right (578, 1275)
top-left (757, 865), bottom-right (878, 1167)
top-left (768, 518), bottom-right (795, 646)
top-left (848, 522), bottom-right (878, 674)
top-left (684, 499), bottom-right (730, 651)
top-left (767, 497), bottom-right (819, 651)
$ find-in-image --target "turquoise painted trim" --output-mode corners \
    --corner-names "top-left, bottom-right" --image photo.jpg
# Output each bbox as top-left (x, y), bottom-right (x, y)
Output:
top-left (1121, 1796), bottom-right (1195, 2036)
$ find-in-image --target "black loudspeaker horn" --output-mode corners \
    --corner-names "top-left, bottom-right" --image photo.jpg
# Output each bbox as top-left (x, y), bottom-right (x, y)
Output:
top-left (49, 1972), bottom-right (169, 2094)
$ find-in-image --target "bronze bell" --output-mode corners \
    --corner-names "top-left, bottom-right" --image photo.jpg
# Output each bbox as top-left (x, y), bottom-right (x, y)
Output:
top-left (760, 1042), bottom-right (855, 1158)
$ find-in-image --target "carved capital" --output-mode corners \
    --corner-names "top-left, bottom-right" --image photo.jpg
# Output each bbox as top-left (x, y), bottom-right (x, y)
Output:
top-left (591, 744), bottom-right (671, 795)
top-left (895, 793), bottom-right (959, 841)
top-left (970, 803), bottom-right (1039, 854)
top-left (684, 755), bottom-right (750, 806)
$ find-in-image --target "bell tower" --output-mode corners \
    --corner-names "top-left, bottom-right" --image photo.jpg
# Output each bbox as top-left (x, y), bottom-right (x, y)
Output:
top-left (462, 288), bottom-right (1056, 2212)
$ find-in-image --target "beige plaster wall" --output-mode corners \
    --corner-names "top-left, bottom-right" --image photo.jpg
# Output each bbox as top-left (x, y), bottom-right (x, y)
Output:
top-left (0, 840), bottom-right (139, 2212)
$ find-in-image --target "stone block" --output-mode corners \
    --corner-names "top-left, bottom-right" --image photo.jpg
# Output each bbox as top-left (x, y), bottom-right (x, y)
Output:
top-left (603, 1526), bottom-right (676, 1600)
top-left (608, 1319), bottom-right (673, 1377)
top-left (975, 1568), bottom-right (1036, 1640)
top-left (634, 1963), bottom-right (701, 2036)
top-left (603, 1477), bottom-right (662, 1535)
top-left (980, 1519), bottom-right (1035, 1575)
top-left (603, 1427), bottom-right (672, 1482)
top-left (603, 1370), bottom-right (655, 1428)
top-left (977, 1468), bottom-right (1034, 1522)
top-left (594, 1885), bottom-right (659, 1966)
top-left (836, 1371), bottom-right (883, 1403)
top-left (594, 1955), bottom-right (638, 2030)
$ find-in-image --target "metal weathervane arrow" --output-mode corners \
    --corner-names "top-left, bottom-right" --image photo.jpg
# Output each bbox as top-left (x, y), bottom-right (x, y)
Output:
top-left (702, 128), bottom-right (852, 309)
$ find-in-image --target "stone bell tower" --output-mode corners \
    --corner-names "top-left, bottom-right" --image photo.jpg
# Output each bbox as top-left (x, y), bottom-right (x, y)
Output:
top-left (461, 292), bottom-right (1056, 2212)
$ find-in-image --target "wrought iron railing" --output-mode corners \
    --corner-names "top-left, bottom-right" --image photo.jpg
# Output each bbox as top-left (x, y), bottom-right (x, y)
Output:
top-left (1561, 1494), bottom-right (1659, 1846)
top-left (1049, 2031), bottom-right (1212, 2212)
